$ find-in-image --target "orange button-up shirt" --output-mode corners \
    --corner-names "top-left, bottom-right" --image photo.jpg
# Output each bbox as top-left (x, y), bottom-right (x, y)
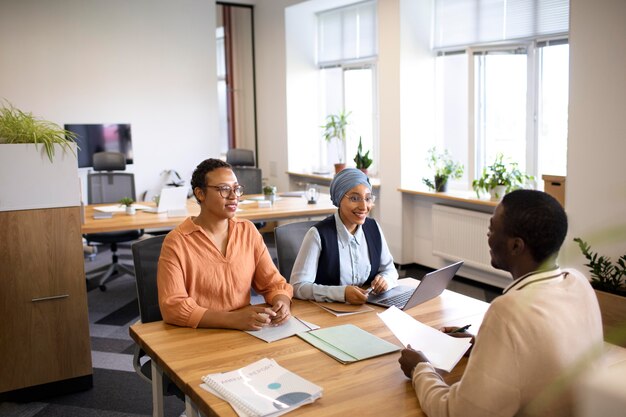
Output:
top-left (157, 217), bottom-right (293, 328)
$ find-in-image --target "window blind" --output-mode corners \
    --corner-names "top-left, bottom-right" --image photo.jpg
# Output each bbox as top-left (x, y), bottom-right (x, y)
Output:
top-left (317, 0), bottom-right (377, 66)
top-left (433, 0), bottom-right (569, 50)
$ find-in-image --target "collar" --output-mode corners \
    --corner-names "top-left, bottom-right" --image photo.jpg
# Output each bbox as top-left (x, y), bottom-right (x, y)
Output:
top-left (503, 267), bottom-right (565, 294)
top-left (334, 211), bottom-right (363, 249)
top-left (179, 216), bottom-right (240, 236)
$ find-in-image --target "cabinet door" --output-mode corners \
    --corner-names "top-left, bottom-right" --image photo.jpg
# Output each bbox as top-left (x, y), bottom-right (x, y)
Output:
top-left (0, 207), bottom-right (92, 392)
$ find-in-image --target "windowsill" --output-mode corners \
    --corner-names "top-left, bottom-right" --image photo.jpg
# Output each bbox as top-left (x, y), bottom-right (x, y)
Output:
top-left (398, 187), bottom-right (499, 207)
top-left (287, 171), bottom-right (381, 188)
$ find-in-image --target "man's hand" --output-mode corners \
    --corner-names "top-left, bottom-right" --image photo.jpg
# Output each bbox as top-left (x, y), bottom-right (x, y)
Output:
top-left (398, 345), bottom-right (430, 378)
top-left (269, 294), bottom-right (292, 326)
top-left (345, 286), bottom-right (368, 304)
top-left (440, 326), bottom-right (475, 356)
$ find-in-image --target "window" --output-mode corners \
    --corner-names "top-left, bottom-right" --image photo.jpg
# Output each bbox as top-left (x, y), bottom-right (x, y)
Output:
top-left (317, 1), bottom-right (377, 173)
top-left (433, 0), bottom-right (569, 187)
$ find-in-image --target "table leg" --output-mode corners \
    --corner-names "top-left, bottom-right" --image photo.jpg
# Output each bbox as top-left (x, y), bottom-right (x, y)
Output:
top-left (151, 360), bottom-right (164, 417)
top-left (185, 395), bottom-right (200, 417)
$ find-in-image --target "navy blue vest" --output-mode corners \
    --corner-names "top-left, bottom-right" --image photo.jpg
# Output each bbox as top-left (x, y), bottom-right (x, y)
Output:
top-left (313, 215), bottom-right (382, 286)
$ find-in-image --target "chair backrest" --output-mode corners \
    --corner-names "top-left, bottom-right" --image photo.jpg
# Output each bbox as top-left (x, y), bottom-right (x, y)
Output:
top-left (274, 221), bottom-right (317, 281)
top-left (93, 151), bottom-right (126, 171)
top-left (232, 166), bottom-right (262, 194)
top-left (87, 172), bottom-right (136, 204)
top-left (226, 148), bottom-right (255, 166)
top-left (132, 235), bottom-right (166, 323)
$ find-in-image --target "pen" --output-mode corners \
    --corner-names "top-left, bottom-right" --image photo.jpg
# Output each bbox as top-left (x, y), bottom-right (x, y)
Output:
top-left (365, 287), bottom-right (375, 295)
top-left (448, 324), bottom-right (471, 334)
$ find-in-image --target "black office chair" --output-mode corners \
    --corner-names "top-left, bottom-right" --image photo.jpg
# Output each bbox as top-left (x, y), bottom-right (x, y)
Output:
top-left (226, 148), bottom-right (255, 166)
top-left (130, 235), bottom-right (183, 400)
top-left (274, 221), bottom-right (317, 281)
top-left (85, 152), bottom-right (144, 291)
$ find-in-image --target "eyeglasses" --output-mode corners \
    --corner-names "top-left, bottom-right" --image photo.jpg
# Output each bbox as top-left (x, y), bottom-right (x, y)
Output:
top-left (344, 194), bottom-right (376, 204)
top-left (205, 185), bottom-right (244, 198)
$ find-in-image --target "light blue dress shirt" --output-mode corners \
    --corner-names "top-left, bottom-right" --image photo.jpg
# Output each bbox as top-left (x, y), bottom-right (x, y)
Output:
top-left (290, 212), bottom-right (398, 302)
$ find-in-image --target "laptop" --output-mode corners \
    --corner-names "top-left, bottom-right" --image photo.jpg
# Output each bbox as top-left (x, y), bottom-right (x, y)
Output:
top-left (143, 187), bottom-right (188, 214)
top-left (367, 261), bottom-right (463, 310)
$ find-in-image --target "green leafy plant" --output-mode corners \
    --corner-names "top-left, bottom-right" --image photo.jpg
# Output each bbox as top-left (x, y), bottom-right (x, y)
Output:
top-left (421, 147), bottom-right (464, 192)
top-left (321, 110), bottom-right (350, 164)
top-left (574, 238), bottom-right (626, 297)
top-left (472, 153), bottom-right (533, 199)
top-left (353, 137), bottom-right (372, 170)
top-left (262, 185), bottom-right (277, 195)
top-left (0, 100), bottom-right (78, 162)
top-left (118, 197), bottom-right (135, 207)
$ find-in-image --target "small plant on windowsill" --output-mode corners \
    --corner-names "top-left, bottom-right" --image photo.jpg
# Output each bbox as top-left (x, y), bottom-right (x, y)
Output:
top-left (421, 147), bottom-right (464, 193)
top-left (353, 137), bottom-right (373, 175)
top-left (321, 110), bottom-right (350, 174)
top-left (472, 153), bottom-right (533, 201)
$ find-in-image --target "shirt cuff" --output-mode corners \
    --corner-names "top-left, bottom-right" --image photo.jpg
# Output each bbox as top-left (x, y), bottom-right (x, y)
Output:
top-left (188, 306), bottom-right (208, 329)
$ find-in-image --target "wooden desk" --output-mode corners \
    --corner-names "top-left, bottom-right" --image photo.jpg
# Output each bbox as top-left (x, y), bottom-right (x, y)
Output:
top-left (81, 194), bottom-right (336, 234)
top-left (130, 286), bottom-right (489, 417)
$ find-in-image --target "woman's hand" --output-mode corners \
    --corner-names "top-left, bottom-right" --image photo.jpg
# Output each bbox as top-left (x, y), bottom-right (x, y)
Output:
top-left (228, 305), bottom-right (276, 331)
top-left (369, 274), bottom-right (388, 294)
top-left (270, 294), bottom-right (292, 326)
top-left (345, 286), bottom-right (368, 304)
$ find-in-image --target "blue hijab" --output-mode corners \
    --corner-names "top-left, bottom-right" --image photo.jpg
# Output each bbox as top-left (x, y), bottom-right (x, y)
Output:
top-left (329, 168), bottom-right (371, 207)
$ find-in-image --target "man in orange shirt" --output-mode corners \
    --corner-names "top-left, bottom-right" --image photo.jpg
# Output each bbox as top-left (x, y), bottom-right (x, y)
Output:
top-left (157, 158), bottom-right (293, 329)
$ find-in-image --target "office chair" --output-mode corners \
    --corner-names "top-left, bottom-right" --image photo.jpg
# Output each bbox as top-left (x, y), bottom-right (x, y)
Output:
top-left (274, 221), bottom-right (317, 281)
top-left (226, 148), bottom-right (255, 166)
top-left (85, 152), bottom-right (143, 291)
top-left (131, 235), bottom-right (183, 400)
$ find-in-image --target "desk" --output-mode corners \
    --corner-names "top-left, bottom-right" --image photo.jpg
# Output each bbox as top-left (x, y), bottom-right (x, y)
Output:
top-left (81, 194), bottom-right (336, 234)
top-left (130, 285), bottom-right (489, 417)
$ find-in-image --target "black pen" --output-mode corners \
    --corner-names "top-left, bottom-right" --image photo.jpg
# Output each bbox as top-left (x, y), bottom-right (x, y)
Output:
top-left (448, 324), bottom-right (471, 334)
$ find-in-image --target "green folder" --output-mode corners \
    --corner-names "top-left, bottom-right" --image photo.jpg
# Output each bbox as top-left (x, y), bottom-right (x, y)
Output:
top-left (297, 324), bottom-right (400, 364)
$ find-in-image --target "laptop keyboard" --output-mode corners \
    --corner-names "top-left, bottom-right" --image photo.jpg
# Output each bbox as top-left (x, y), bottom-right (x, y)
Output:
top-left (378, 291), bottom-right (413, 308)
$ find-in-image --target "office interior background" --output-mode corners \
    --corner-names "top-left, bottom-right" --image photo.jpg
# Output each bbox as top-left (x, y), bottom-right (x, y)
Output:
top-left (0, 0), bottom-right (624, 401)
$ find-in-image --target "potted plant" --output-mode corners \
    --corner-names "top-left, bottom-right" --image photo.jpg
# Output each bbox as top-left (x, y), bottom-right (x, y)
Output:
top-left (574, 237), bottom-right (626, 347)
top-left (0, 100), bottom-right (77, 163)
top-left (321, 110), bottom-right (350, 174)
top-left (0, 101), bottom-right (80, 211)
top-left (421, 147), bottom-right (464, 192)
top-left (263, 185), bottom-right (277, 203)
top-left (472, 153), bottom-right (533, 201)
top-left (119, 197), bottom-right (136, 215)
top-left (353, 137), bottom-right (372, 175)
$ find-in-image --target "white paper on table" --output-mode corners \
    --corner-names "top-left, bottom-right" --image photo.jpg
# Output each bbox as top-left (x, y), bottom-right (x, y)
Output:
top-left (245, 317), bottom-right (319, 343)
top-left (94, 204), bottom-right (152, 212)
top-left (377, 306), bottom-right (471, 372)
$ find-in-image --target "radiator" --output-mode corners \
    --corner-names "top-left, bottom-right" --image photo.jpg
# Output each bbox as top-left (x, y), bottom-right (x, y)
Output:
top-left (432, 204), bottom-right (494, 273)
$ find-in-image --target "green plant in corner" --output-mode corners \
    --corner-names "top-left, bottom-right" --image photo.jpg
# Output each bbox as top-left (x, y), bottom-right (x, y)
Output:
top-left (0, 100), bottom-right (78, 162)
top-left (472, 153), bottom-right (533, 199)
top-left (574, 237), bottom-right (626, 297)
top-left (118, 197), bottom-right (134, 207)
top-left (353, 137), bottom-right (372, 170)
top-left (321, 110), bottom-right (350, 164)
top-left (421, 147), bottom-right (464, 192)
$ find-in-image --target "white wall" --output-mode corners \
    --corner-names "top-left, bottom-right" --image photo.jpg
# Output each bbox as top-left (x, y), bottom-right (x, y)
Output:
top-left (563, 0), bottom-right (626, 265)
top-left (0, 0), bottom-right (218, 201)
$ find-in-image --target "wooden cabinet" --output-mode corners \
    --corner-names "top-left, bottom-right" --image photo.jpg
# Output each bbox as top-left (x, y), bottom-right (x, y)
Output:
top-left (0, 207), bottom-right (92, 393)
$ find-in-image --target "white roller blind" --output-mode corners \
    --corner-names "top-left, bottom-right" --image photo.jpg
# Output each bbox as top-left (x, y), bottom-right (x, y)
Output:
top-left (433, 0), bottom-right (569, 50)
top-left (318, 1), bottom-right (377, 66)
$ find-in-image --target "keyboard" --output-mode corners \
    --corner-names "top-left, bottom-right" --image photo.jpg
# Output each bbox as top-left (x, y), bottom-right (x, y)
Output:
top-left (377, 290), bottom-right (413, 308)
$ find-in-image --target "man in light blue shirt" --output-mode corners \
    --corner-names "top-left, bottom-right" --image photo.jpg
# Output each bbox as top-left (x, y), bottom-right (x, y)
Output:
top-left (290, 168), bottom-right (398, 304)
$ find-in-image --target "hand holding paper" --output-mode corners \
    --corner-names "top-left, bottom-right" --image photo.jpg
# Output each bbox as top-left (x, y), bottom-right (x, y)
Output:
top-left (378, 306), bottom-right (472, 372)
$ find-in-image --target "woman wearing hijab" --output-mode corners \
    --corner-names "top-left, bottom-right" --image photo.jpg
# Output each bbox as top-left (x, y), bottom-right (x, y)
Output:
top-left (290, 168), bottom-right (398, 304)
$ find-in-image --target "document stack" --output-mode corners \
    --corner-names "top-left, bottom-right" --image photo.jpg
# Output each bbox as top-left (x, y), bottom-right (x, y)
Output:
top-left (201, 358), bottom-right (322, 417)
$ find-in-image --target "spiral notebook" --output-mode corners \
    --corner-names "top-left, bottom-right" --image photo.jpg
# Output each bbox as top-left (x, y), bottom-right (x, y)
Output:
top-left (201, 358), bottom-right (322, 417)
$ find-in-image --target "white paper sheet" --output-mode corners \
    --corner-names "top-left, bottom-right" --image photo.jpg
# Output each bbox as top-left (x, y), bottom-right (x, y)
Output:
top-left (377, 306), bottom-right (471, 372)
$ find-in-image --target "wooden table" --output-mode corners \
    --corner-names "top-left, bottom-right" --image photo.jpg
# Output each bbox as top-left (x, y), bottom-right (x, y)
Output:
top-left (81, 194), bottom-right (337, 234)
top-left (130, 284), bottom-right (489, 417)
